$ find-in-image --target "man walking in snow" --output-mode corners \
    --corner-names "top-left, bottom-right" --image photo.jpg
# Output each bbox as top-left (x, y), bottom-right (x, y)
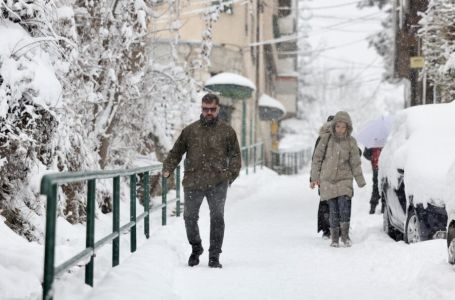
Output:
top-left (162, 93), bottom-right (241, 268)
top-left (310, 111), bottom-right (366, 247)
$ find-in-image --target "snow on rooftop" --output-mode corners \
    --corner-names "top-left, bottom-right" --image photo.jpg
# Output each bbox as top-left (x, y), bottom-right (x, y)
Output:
top-left (259, 94), bottom-right (286, 113)
top-left (205, 72), bottom-right (256, 90)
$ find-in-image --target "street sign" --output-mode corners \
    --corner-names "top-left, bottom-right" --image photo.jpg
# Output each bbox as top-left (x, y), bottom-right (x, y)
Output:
top-left (410, 56), bottom-right (425, 68)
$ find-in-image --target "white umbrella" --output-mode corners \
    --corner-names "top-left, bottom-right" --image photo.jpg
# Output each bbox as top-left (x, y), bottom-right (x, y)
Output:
top-left (355, 115), bottom-right (394, 148)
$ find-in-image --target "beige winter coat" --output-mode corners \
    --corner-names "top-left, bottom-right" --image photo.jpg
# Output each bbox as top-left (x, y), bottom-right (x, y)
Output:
top-left (310, 111), bottom-right (366, 201)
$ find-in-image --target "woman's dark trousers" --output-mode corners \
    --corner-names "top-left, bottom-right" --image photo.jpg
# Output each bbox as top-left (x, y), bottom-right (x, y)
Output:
top-left (328, 196), bottom-right (351, 229)
top-left (328, 196), bottom-right (352, 246)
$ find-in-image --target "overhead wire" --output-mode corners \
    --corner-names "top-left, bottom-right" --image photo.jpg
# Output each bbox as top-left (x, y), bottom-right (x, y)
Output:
top-left (304, 77), bottom-right (383, 89)
top-left (313, 11), bottom-right (384, 32)
top-left (278, 37), bottom-right (370, 56)
top-left (319, 54), bottom-right (382, 67)
top-left (311, 14), bottom-right (383, 21)
top-left (308, 1), bottom-right (362, 10)
top-left (298, 3), bottom-right (389, 93)
top-left (150, 0), bottom-right (248, 23)
top-left (250, 11), bottom-right (383, 47)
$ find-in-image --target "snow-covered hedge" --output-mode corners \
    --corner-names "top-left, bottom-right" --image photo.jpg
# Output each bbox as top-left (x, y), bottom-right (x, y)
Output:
top-left (419, 0), bottom-right (455, 102)
top-left (1, 0), bottom-right (202, 239)
top-left (0, 20), bottom-right (61, 239)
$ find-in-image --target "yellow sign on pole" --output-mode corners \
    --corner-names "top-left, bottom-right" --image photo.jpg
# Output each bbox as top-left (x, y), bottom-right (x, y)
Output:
top-left (410, 56), bottom-right (425, 69)
top-left (271, 120), bottom-right (279, 151)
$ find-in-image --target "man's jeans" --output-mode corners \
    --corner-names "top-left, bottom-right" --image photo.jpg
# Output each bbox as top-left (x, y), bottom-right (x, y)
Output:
top-left (328, 195), bottom-right (351, 229)
top-left (184, 181), bottom-right (228, 257)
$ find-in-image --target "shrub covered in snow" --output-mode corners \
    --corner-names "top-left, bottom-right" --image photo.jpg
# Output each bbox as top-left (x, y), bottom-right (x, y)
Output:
top-left (419, 0), bottom-right (455, 102)
top-left (1, 0), bottom-right (202, 238)
top-left (0, 20), bottom-right (61, 240)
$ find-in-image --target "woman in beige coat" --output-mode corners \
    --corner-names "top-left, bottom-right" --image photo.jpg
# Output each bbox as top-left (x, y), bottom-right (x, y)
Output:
top-left (310, 111), bottom-right (366, 247)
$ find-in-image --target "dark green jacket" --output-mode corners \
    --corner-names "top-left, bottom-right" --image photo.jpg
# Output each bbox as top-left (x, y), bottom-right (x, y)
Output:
top-left (163, 116), bottom-right (241, 189)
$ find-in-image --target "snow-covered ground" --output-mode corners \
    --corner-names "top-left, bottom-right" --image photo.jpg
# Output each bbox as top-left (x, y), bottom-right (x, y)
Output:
top-left (3, 165), bottom-right (454, 300)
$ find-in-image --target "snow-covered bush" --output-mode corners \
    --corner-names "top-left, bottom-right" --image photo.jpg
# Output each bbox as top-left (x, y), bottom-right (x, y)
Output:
top-left (192, 4), bottom-right (222, 69)
top-left (0, 19), bottom-right (61, 240)
top-left (0, 0), bottom-right (203, 238)
top-left (419, 0), bottom-right (455, 103)
top-left (1, 0), bottom-right (54, 34)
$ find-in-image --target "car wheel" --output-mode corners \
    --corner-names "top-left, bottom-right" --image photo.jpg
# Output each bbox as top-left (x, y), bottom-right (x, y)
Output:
top-left (405, 208), bottom-right (421, 244)
top-left (448, 223), bottom-right (455, 265)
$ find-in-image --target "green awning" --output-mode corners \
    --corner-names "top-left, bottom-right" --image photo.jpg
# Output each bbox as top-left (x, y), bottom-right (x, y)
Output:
top-left (204, 72), bottom-right (256, 99)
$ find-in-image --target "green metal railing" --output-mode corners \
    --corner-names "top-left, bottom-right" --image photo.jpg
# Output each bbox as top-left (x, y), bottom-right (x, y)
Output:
top-left (240, 142), bottom-right (264, 175)
top-left (271, 148), bottom-right (312, 175)
top-left (40, 164), bottom-right (181, 300)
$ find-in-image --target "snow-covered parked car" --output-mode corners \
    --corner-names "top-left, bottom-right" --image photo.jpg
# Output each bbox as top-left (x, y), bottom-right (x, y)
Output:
top-left (380, 102), bottom-right (455, 244)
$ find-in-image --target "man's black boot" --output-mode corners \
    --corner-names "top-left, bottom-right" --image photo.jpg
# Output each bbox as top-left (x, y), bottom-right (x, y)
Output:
top-left (369, 203), bottom-right (377, 214)
top-left (322, 229), bottom-right (330, 239)
top-left (208, 255), bottom-right (222, 268)
top-left (188, 247), bottom-right (203, 267)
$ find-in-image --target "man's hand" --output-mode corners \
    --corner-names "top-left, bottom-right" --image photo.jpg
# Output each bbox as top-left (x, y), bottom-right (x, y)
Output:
top-left (162, 171), bottom-right (170, 178)
top-left (310, 180), bottom-right (320, 189)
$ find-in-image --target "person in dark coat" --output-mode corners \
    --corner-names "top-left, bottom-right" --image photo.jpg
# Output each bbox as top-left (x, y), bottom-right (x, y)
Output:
top-left (312, 115), bottom-right (334, 239)
top-left (162, 93), bottom-right (241, 268)
top-left (363, 147), bottom-right (383, 214)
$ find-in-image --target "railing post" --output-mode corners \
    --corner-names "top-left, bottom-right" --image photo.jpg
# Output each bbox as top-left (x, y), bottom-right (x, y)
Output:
top-left (162, 176), bottom-right (167, 225)
top-left (143, 172), bottom-right (150, 238)
top-left (130, 175), bottom-right (137, 253)
top-left (112, 176), bottom-right (120, 267)
top-left (261, 143), bottom-right (264, 169)
top-left (42, 183), bottom-right (57, 300)
top-left (245, 146), bottom-right (249, 175)
top-left (294, 152), bottom-right (299, 174)
top-left (176, 166), bottom-right (181, 217)
top-left (253, 144), bottom-right (257, 173)
top-left (85, 179), bottom-right (96, 286)
top-left (284, 153), bottom-right (287, 174)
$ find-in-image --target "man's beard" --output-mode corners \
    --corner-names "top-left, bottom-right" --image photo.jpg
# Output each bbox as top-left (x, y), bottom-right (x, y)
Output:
top-left (201, 114), bottom-right (218, 125)
top-left (204, 116), bottom-right (216, 124)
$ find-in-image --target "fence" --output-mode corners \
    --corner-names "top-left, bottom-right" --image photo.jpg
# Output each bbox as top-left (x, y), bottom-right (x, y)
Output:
top-left (40, 164), bottom-right (181, 300)
top-left (240, 142), bottom-right (264, 175)
top-left (40, 142), bottom-right (265, 299)
top-left (271, 148), bottom-right (312, 175)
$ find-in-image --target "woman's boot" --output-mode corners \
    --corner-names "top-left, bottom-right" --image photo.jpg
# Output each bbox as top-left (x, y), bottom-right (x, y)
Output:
top-left (330, 227), bottom-right (340, 247)
top-left (340, 222), bottom-right (352, 247)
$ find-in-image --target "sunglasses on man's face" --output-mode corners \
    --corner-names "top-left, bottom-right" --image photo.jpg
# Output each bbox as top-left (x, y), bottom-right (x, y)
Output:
top-left (202, 107), bottom-right (218, 113)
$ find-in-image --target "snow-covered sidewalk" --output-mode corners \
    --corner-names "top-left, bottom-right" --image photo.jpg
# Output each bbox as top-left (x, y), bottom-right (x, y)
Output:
top-left (3, 167), bottom-right (455, 299)
top-left (77, 168), bottom-right (455, 300)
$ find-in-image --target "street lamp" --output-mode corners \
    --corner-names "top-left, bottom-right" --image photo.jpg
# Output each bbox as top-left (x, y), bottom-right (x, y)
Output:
top-left (204, 72), bottom-right (256, 149)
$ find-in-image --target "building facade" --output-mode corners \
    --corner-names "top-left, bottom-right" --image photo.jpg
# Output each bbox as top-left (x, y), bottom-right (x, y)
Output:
top-left (149, 0), bottom-right (298, 166)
